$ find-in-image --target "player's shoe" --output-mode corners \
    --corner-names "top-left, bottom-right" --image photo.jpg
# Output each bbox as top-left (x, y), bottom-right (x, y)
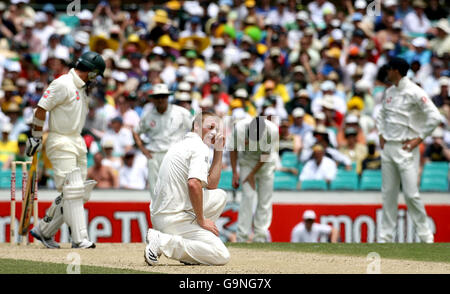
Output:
top-left (72, 239), bottom-right (96, 249)
top-left (144, 229), bottom-right (162, 266)
top-left (30, 226), bottom-right (60, 249)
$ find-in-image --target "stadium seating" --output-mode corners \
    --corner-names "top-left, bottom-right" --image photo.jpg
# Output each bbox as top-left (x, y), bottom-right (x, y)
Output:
top-left (280, 152), bottom-right (298, 168)
top-left (300, 180), bottom-right (328, 191)
top-left (359, 169), bottom-right (382, 190)
top-left (0, 170), bottom-right (12, 189)
top-left (330, 170), bottom-right (359, 190)
top-left (218, 170), bottom-right (233, 190)
top-left (274, 171), bottom-right (298, 190)
top-left (420, 176), bottom-right (448, 192)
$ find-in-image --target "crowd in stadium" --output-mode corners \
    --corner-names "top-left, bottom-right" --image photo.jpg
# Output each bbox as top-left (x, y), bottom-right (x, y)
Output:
top-left (0, 0), bottom-right (449, 191)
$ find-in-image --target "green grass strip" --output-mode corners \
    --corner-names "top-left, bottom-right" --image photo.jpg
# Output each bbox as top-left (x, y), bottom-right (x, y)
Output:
top-left (228, 242), bottom-right (450, 263)
top-left (0, 258), bottom-right (153, 274)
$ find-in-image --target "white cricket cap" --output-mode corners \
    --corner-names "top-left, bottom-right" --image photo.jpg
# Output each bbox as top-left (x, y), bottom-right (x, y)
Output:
top-left (264, 107), bottom-right (277, 116)
top-left (23, 18), bottom-right (35, 28)
top-left (320, 80), bottom-right (336, 92)
top-left (321, 95), bottom-right (335, 110)
top-left (296, 11), bottom-right (309, 21)
top-left (116, 58), bottom-right (132, 70)
top-left (152, 46), bottom-right (165, 56)
top-left (303, 210), bottom-right (316, 220)
top-left (438, 76), bottom-right (449, 87)
top-left (151, 83), bottom-right (172, 95)
top-left (292, 107), bottom-right (305, 118)
top-left (314, 112), bottom-right (326, 120)
top-left (331, 29), bottom-right (344, 41)
top-left (184, 75), bottom-right (197, 83)
top-left (111, 71), bottom-right (127, 83)
top-left (412, 37), bottom-right (428, 48)
top-left (1, 122), bottom-right (12, 133)
top-left (74, 31), bottom-right (90, 45)
top-left (77, 9), bottom-right (93, 21)
top-left (345, 114), bottom-right (359, 124)
top-left (178, 81), bottom-right (191, 92)
top-left (354, 0), bottom-right (367, 9)
top-left (234, 88), bottom-right (248, 99)
top-left (176, 91), bottom-right (191, 101)
top-left (431, 127), bottom-right (444, 138)
top-left (383, 0), bottom-right (398, 7)
top-left (355, 79), bottom-right (372, 92)
top-left (240, 51), bottom-right (251, 61)
top-left (34, 11), bottom-right (48, 23)
top-left (206, 63), bottom-right (221, 74)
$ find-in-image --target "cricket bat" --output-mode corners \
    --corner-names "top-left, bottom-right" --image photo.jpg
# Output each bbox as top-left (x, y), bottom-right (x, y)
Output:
top-left (18, 153), bottom-right (38, 236)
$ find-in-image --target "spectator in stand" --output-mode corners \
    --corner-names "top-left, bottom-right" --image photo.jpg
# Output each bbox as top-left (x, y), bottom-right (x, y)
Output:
top-left (0, 123), bottom-right (17, 167)
top-left (402, 0), bottom-right (432, 37)
top-left (289, 107), bottom-right (314, 139)
top-left (361, 139), bottom-right (382, 172)
top-left (101, 116), bottom-right (134, 157)
top-left (119, 150), bottom-right (148, 190)
top-left (100, 139), bottom-right (122, 173)
top-left (279, 119), bottom-right (302, 157)
top-left (298, 144), bottom-right (337, 189)
top-left (432, 77), bottom-right (449, 109)
top-left (423, 127), bottom-right (450, 163)
top-left (87, 152), bottom-right (119, 189)
top-left (291, 210), bottom-right (339, 243)
top-left (338, 127), bottom-right (368, 174)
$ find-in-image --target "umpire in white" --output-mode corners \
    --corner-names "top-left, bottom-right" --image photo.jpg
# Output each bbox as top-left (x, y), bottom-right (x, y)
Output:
top-left (376, 57), bottom-right (441, 243)
top-left (133, 84), bottom-right (192, 198)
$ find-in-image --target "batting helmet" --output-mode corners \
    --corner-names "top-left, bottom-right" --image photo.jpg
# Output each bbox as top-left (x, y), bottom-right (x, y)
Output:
top-left (76, 51), bottom-right (106, 77)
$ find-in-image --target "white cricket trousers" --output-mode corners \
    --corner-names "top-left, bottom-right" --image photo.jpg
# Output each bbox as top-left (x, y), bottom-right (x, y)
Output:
top-left (39, 132), bottom-right (88, 238)
top-left (236, 163), bottom-right (275, 242)
top-left (151, 189), bottom-right (230, 265)
top-left (379, 141), bottom-right (433, 243)
top-left (46, 133), bottom-right (88, 191)
top-left (147, 151), bottom-right (167, 198)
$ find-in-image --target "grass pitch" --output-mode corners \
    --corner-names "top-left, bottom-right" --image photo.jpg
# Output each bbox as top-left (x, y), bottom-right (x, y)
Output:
top-left (0, 258), bottom-right (150, 274)
top-left (0, 243), bottom-right (449, 274)
top-left (229, 243), bottom-right (450, 263)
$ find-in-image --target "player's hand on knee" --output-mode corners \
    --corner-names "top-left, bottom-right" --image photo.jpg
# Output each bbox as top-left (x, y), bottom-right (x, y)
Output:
top-left (198, 218), bottom-right (219, 236)
top-left (25, 136), bottom-right (42, 156)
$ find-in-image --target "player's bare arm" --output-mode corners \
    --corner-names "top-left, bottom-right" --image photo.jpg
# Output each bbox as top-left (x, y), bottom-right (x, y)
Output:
top-left (207, 134), bottom-right (225, 190)
top-left (188, 178), bottom-right (219, 236)
top-left (230, 150), bottom-right (239, 189)
top-left (132, 130), bottom-right (152, 159)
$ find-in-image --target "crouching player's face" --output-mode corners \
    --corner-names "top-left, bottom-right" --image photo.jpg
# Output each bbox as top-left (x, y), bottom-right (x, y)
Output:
top-left (198, 114), bottom-right (224, 150)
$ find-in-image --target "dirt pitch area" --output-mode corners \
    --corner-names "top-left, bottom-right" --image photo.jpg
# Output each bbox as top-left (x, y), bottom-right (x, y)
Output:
top-left (1, 243), bottom-right (450, 274)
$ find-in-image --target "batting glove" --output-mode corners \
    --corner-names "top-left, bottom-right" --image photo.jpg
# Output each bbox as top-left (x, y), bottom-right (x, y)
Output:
top-left (26, 136), bottom-right (42, 157)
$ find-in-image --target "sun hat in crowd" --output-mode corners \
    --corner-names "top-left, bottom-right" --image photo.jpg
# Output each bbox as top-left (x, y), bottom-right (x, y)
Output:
top-left (150, 83), bottom-right (172, 96)
top-left (292, 107), bottom-right (305, 118)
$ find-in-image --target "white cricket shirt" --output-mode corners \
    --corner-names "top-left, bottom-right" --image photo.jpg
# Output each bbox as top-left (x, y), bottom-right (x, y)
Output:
top-left (135, 104), bottom-right (192, 152)
top-left (150, 132), bottom-right (210, 216)
top-left (37, 69), bottom-right (89, 135)
top-left (291, 222), bottom-right (333, 243)
top-left (376, 77), bottom-right (441, 142)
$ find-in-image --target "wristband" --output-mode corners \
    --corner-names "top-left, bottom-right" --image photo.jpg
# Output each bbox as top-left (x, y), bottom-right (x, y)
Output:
top-left (32, 116), bottom-right (45, 127)
top-left (31, 129), bottom-right (43, 138)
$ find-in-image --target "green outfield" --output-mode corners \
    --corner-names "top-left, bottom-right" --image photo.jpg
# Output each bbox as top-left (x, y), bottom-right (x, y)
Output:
top-left (229, 243), bottom-right (450, 263)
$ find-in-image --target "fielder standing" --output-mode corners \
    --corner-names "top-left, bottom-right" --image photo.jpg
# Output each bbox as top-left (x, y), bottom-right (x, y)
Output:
top-left (144, 112), bottom-right (230, 266)
top-left (133, 83), bottom-right (192, 199)
top-left (27, 51), bottom-right (106, 248)
top-left (376, 57), bottom-right (441, 243)
top-left (229, 116), bottom-right (279, 242)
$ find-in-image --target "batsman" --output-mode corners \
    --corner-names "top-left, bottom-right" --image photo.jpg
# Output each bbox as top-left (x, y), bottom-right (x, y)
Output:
top-left (26, 52), bottom-right (106, 249)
